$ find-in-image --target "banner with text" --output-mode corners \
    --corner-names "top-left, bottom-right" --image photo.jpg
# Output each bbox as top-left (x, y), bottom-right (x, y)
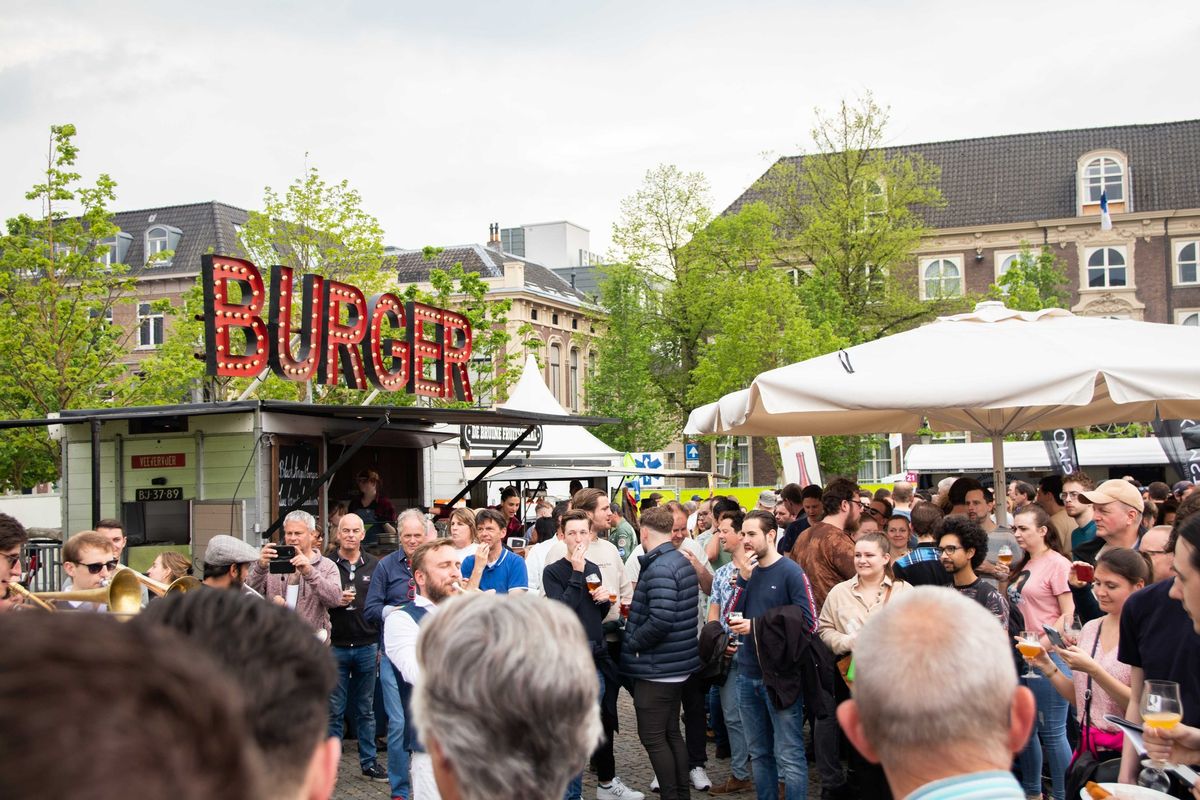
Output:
top-left (1040, 428), bottom-right (1080, 475)
top-left (1150, 417), bottom-right (1200, 484)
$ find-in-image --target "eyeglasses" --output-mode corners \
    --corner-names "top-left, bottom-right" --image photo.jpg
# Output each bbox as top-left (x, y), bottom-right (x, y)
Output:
top-left (2, 553), bottom-right (20, 570)
top-left (74, 559), bottom-right (118, 575)
top-left (937, 545), bottom-right (963, 555)
top-left (1059, 491), bottom-right (1081, 501)
top-left (1141, 549), bottom-right (1169, 556)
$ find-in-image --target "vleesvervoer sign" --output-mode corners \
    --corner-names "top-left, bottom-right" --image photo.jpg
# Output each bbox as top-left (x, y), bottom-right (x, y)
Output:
top-left (201, 255), bottom-right (474, 402)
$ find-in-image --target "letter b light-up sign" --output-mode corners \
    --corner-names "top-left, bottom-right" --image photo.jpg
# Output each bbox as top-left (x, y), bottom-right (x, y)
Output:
top-left (201, 255), bottom-right (473, 401)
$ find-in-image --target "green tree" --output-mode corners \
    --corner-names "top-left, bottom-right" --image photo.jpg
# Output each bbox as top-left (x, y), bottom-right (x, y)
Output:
top-left (585, 262), bottom-right (676, 451)
top-left (987, 244), bottom-right (1070, 311)
top-left (762, 93), bottom-right (964, 344)
top-left (0, 124), bottom-right (135, 485)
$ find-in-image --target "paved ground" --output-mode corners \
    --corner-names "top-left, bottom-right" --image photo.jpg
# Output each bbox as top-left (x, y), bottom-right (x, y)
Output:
top-left (333, 691), bottom-right (826, 799)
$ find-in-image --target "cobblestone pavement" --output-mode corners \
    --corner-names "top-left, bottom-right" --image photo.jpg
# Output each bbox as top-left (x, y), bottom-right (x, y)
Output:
top-left (333, 691), bottom-right (825, 799)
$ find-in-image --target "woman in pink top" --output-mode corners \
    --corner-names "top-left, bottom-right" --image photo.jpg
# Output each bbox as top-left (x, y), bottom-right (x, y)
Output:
top-left (1010, 504), bottom-right (1075, 800)
top-left (1031, 548), bottom-right (1148, 760)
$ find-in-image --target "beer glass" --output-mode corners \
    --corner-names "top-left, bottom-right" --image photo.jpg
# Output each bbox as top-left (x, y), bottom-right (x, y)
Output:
top-left (1140, 680), bottom-right (1183, 792)
top-left (1016, 631), bottom-right (1043, 679)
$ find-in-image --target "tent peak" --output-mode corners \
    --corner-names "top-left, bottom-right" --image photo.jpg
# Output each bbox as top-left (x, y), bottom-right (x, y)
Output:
top-left (940, 302), bottom-right (1073, 324)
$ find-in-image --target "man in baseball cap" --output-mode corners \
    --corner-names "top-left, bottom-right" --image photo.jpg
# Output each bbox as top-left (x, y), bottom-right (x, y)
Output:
top-left (202, 535), bottom-right (262, 596)
top-left (1077, 479), bottom-right (1143, 559)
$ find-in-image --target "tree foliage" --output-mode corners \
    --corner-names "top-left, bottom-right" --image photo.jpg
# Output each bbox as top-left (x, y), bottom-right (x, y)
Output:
top-left (764, 93), bottom-right (966, 344)
top-left (585, 262), bottom-right (677, 451)
top-left (986, 244), bottom-right (1070, 311)
top-left (0, 124), bottom-right (135, 486)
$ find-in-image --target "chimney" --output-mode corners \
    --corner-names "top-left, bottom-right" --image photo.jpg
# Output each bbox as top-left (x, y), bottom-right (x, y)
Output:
top-left (488, 222), bottom-right (501, 248)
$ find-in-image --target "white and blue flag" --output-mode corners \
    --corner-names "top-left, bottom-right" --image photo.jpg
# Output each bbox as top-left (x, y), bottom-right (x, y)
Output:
top-left (1100, 189), bottom-right (1113, 231)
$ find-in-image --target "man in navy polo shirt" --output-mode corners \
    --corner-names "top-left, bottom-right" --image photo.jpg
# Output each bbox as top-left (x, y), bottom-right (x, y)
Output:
top-left (462, 508), bottom-right (528, 594)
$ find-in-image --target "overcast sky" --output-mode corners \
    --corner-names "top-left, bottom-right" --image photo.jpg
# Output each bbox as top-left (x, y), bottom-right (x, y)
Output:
top-left (1, 1), bottom-right (1196, 258)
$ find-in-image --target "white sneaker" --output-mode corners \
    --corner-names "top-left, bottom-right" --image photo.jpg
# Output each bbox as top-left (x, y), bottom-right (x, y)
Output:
top-left (597, 776), bottom-right (646, 800)
top-left (690, 767), bottom-right (712, 791)
top-left (650, 775), bottom-right (659, 793)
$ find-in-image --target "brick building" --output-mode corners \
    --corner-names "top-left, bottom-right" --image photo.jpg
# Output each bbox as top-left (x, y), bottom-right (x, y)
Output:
top-left (700, 118), bottom-right (1200, 487)
top-left (391, 228), bottom-right (602, 411)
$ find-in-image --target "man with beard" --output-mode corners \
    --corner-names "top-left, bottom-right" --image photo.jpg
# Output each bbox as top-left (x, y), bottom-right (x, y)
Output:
top-left (384, 539), bottom-right (464, 799)
top-left (728, 510), bottom-right (822, 800)
top-left (948, 478), bottom-right (1018, 588)
top-left (202, 535), bottom-right (262, 596)
top-left (938, 514), bottom-right (1009, 628)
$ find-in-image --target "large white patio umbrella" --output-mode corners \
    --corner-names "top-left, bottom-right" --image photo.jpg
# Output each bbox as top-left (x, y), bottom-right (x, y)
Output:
top-left (685, 301), bottom-right (1200, 523)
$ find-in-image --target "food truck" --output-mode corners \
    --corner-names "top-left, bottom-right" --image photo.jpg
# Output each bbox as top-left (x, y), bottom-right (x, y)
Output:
top-left (5, 253), bottom-right (612, 581)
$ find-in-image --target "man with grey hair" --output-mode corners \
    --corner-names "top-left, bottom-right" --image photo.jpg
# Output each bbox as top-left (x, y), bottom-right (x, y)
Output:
top-left (364, 506), bottom-right (436, 800)
top-left (250, 510), bottom-right (342, 639)
top-left (837, 587), bottom-right (1035, 799)
top-left (413, 592), bottom-right (604, 800)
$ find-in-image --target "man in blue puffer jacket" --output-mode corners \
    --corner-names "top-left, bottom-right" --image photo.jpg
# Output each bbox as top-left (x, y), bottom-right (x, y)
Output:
top-left (621, 505), bottom-right (701, 800)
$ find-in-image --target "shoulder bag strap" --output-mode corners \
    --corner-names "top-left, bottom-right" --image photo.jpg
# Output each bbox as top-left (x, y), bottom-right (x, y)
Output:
top-left (1081, 619), bottom-right (1103, 753)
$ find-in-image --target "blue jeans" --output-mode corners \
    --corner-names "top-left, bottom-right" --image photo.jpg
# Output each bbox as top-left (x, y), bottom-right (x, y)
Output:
top-left (718, 660), bottom-right (751, 781)
top-left (565, 670), bottom-right (606, 800)
top-left (709, 683), bottom-right (729, 750)
top-left (378, 659), bottom-right (411, 798)
top-left (329, 644), bottom-right (379, 769)
top-left (1018, 651), bottom-right (1073, 800)
top-left (737, 673), bottom-right (807, 800)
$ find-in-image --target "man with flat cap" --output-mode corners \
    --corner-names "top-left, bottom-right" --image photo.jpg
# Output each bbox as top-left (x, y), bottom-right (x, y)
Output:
top-left (202, 535), bottom-right (263, 597)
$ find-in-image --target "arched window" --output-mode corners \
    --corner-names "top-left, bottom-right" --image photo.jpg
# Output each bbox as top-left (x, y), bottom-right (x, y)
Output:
top-left (1178, 312), bottom-right (1199, 327)
top-left (921, 257), bottom-right (962, 299)
top-left (145, 225), bottom-right (182, 265)
top-left (1176, 241), bottom-right (1199, 285)
top-left (100, 232), bottom-right (132, 266)
top-left (1086, 247), bottom-right (1127, 288)
top-left (1082, 156), bottom-right (1124, 204)
top-left (568, 348), bottom-right (579, 411)
top-left (549, 343), bottom-right (562, 402)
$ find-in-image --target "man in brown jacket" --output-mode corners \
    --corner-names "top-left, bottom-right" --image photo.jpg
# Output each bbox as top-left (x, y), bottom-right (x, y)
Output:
top-left (789, 478), bottom-right (858, 612)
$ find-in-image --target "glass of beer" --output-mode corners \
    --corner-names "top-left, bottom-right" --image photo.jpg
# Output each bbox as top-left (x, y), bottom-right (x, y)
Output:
top-left (997, 545), bottom-right (1013, 566)
top-left (1140, 680), bottom-right (1183, 790)
top-left (1016, 631), bottom-right (1044, 679)
top-left (586, 574), bottom-right (602, 592)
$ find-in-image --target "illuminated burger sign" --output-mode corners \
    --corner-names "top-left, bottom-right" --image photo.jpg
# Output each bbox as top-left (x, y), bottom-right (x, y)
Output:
top-left (200, 255), bottom-right (473, 401)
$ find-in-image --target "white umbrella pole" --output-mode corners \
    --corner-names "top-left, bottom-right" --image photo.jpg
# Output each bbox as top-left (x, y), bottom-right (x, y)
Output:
top-left (991, 435), bottom-right (1008, 528)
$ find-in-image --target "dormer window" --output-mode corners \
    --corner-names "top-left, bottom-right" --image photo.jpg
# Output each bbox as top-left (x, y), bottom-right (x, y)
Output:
top-left (1077, 151), bottom-right (1129, 216)
top-left (100, 232), bottom-right (133, 266)
top-left (145, 225), bottom-right (182, 264)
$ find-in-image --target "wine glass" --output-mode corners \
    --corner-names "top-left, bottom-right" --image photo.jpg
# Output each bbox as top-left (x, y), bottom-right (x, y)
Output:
top-left (1139, 680), bottom-right (1183, 792)
top-left (1062, 616), bottom-right (1083, 647)
top-left (1016, 631), bottom-right (1044, 679)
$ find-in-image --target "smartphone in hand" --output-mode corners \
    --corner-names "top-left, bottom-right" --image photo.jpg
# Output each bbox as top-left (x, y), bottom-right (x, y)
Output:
top-left (269, 544), bottom-right (297, 574)
top-left (1042, 624), bottom-right (1066, 649)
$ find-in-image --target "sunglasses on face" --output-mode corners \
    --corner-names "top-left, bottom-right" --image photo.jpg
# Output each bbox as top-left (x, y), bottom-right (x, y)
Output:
top-left (75, 559), bottom-right (118, 575)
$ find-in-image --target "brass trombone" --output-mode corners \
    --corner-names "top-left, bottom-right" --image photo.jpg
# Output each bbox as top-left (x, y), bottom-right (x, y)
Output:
top-left (114, 564), bottom-right (202, 597)
top-left (20, 568), bottom-right (145, 615)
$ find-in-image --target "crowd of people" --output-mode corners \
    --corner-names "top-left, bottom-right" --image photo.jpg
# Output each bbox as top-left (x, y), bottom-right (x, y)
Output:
top-left (3, 470), bottom-right (1200, 800)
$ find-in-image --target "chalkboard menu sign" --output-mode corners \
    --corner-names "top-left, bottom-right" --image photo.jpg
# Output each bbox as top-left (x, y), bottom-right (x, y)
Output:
top-left (278, 441), bottom-right (321, 518)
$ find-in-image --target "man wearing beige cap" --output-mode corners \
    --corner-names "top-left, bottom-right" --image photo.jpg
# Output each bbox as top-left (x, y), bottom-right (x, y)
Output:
top-left (1078, 478), bottom-right (1143, 559)
top-left (755, 489), bottom-right (778, 512)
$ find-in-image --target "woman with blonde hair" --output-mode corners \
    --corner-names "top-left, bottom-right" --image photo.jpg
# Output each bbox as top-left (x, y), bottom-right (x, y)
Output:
top-left (448, 507), bottom-right (478, 563)
top-left (146, 551), bottom-right (192, 586)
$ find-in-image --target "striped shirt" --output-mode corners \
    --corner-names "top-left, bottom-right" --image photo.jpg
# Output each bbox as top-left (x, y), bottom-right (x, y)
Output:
top-left (905, 770), bottom-right (1024, 800)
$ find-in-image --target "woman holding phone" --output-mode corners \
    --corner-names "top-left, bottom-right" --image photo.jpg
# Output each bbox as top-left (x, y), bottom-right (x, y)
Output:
top-left (1010, 503), bottom-right (1075, 800)
top-left (1029, 548), bottom-right (1147, 772)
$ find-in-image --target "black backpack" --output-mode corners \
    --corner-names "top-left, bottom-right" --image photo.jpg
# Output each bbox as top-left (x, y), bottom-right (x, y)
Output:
top-left (1005, 592), bottom-right (1028, 673)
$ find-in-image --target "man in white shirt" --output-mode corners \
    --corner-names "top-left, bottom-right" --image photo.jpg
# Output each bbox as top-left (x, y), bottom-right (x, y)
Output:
top-left (383, 539), bottom-right (463, 799)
